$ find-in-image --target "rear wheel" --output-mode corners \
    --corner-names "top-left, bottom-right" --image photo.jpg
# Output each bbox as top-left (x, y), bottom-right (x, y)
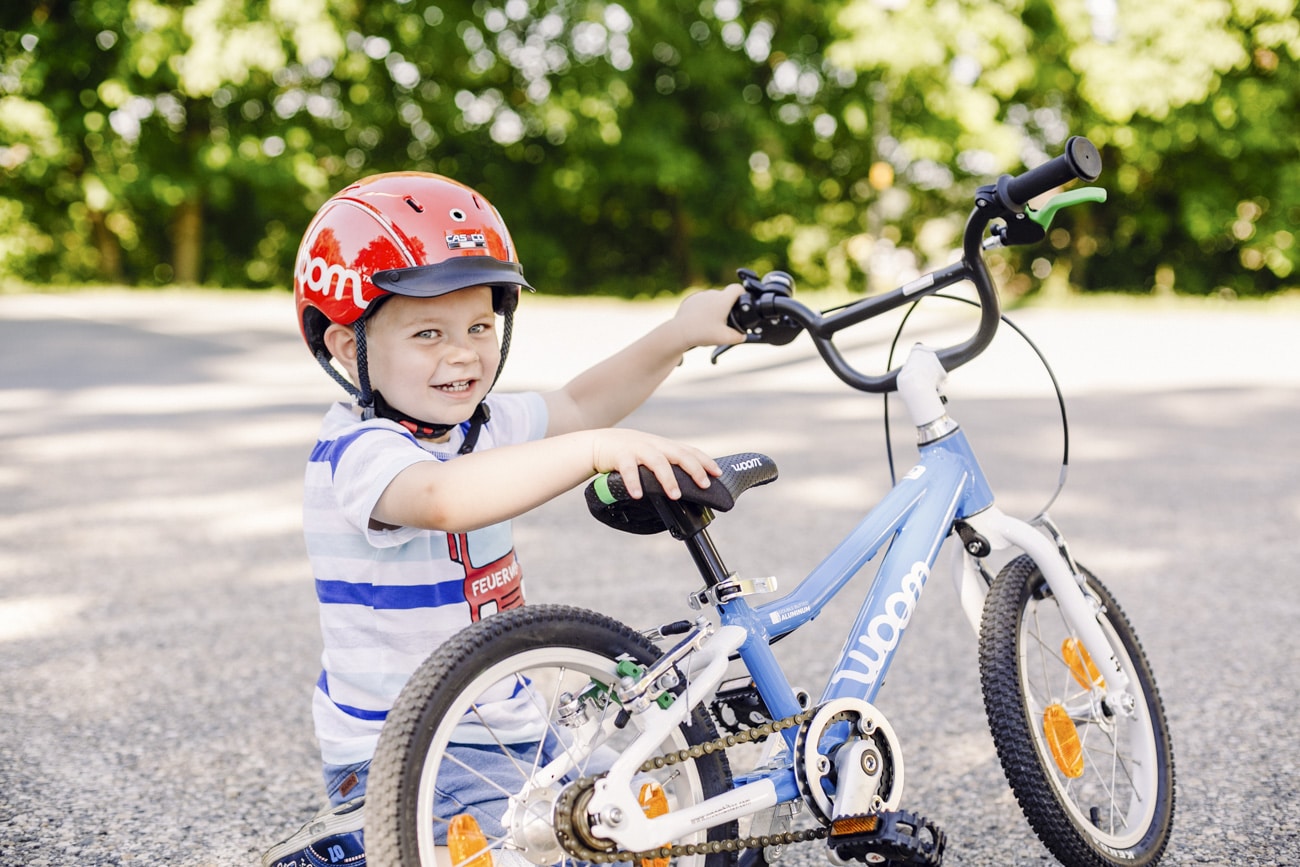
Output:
top-left (979, 555), bottom-right (1175, 867)
top-left (367, 604), bottom-right (736, 867)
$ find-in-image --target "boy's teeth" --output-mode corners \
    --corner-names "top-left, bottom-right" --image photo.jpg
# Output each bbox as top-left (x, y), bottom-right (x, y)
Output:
top-left (438, 381), bottom-right (470, 392)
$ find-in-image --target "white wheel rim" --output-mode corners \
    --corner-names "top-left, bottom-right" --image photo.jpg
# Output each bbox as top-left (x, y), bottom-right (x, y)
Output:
top-left (412, 646), bottom-right (714, 867)
top-left (1018, 591), bottom-right (1161, 851)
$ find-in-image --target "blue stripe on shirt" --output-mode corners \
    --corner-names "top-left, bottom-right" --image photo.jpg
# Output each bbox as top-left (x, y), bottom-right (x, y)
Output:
top-left (317, 671), bottom-right (389, 722)
top-left (316, 578), bottom-right (467, 609)
top-left (309, 426), bottom-right (420, 475)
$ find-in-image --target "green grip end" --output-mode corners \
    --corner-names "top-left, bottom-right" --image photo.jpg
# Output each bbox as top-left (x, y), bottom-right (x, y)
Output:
top-left (593, 473), bottom-right (617, 505)
top-left (1027, 187), bottom-right (1108, 229)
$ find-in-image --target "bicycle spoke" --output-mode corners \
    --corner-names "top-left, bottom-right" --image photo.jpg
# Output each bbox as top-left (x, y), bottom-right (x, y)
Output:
top-left (442, 751), bottom-right (522, 801)
top-left (511, 668), bottom-right (594, 783)
top-left (469, 700), bottom-right (533, 783)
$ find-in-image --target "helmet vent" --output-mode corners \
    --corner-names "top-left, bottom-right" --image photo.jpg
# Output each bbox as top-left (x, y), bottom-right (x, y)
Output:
top-left (449, 208), bottom-right (468, 222)
top-left (404, 196), bottom-right (424, 213)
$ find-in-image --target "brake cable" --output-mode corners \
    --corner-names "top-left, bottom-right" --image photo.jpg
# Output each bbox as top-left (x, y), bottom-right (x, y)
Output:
top-left (879, 294), bottom-right (1071, 523)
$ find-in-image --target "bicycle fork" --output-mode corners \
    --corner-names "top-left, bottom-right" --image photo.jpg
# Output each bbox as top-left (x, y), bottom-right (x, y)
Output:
top-left (953, 506), bottom-right (1134, 706)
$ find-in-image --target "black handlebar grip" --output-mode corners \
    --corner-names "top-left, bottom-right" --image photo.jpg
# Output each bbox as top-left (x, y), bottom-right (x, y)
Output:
top-left (999, 136), bottom-right (1102, 209)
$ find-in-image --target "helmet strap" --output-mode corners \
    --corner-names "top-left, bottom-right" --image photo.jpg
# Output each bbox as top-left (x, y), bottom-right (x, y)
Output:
top-left (316, 349), bottom-right (361, 401)
top-left (369, 391), bottom-right (490, 455)
top-left (354, 320), bottom-right (375, 408)
top-left (495, 305), bottom-right (514, 389)
top-left (348, 303), bottom-right (515, 455)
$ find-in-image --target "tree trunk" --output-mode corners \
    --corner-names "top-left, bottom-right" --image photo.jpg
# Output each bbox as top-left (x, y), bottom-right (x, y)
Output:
top-left (88, 210), bottom-right (125, 284)
top-left (171, 197), bottom-right (203, 285)
top-left (670, 196), bottom-right (697, 287)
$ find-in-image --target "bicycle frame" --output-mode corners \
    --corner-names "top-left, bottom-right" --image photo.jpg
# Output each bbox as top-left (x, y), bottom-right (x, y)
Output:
top-left (577, 145), bottom-right (1135, 852)
top-left (580, 344), bottom-right (1135, 853)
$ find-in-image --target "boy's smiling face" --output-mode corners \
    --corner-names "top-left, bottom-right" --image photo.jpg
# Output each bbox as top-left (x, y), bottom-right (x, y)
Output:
top-left (352, 287), bottom-right (501, 437)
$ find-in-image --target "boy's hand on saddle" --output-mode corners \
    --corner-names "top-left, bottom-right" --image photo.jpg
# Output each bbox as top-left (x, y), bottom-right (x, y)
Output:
top-left (590, 429), bottom-right (720, 500)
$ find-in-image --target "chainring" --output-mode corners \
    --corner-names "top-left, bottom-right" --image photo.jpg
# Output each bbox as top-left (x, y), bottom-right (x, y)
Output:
top-left (792, 698), bottom-right (904, 826)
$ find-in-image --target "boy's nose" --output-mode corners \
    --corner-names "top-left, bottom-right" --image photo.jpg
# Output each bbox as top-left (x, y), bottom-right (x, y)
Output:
top-left (443, 339), bottom-right (479, 364)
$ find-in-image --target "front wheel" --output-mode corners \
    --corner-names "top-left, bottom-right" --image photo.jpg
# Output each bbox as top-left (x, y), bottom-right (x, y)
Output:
top-left (367, 604), bottom-right (736, 867)
top-left (979, 555), bottom-right (1175, 867)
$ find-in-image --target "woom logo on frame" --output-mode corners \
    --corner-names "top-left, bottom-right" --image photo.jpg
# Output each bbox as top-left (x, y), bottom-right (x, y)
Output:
top-left (831, 560), bottom-right (929, 688)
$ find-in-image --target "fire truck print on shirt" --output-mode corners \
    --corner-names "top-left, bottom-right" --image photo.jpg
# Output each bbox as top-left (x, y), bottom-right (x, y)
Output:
top-left (448, 524), bottom-right (524, 622)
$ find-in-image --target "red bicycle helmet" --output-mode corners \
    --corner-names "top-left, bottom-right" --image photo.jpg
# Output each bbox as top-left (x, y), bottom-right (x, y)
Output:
top-left (293, 172), bottom-right (533, 442)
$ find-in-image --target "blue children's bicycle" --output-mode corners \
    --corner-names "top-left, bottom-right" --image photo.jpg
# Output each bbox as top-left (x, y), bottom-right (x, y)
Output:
top-left (366, 137), bottom-right (1175, 867)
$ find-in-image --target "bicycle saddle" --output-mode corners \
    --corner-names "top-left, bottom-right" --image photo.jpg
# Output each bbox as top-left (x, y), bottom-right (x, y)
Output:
top-left (585, 452), bottom-right (778, 535)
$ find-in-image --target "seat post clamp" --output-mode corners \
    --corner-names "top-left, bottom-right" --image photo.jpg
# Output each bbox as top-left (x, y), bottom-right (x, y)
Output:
top-left (687, 575), bottom-right (779, 610)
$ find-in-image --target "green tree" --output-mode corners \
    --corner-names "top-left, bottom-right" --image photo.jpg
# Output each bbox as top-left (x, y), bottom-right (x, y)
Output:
top-left (1059, 0), bottom-right (1300, 294)
top-left (4, 0), bottom-right (857, 294)
top-left (1, 0), bottom-right (348, 286)
top-left (322, 0), bottom-right (855, 296)
top-left (827, 0), bottom-right (1300, 296)
top-left (3, 0), bottom-right (1296, 296)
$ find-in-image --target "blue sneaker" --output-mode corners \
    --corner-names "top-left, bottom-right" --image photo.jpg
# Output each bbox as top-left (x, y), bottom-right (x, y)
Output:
top-left (262, 797), bottom-right (365, 867)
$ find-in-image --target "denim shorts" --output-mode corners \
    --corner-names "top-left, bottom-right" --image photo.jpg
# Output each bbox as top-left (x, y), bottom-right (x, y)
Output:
top-left (323, 758), bottom-right (371, 806)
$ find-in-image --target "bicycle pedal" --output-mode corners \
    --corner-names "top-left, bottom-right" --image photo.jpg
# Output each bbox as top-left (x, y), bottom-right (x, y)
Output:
top-left (827, 810), bottom-right (945, 866)
top-left (711, 681), bottom-right (775, 735)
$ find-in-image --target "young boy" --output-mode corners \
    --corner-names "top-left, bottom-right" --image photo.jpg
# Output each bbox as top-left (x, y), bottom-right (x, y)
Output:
top-left (262, 172), bottom-right (744, 866)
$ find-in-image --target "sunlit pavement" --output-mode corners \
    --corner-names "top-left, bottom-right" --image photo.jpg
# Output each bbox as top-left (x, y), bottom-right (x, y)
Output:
top-left (1, 288), bottom-right (1297, 865)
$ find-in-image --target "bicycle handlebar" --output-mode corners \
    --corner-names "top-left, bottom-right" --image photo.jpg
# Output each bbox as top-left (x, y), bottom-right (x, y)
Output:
top-left (722, 136), bottom-right (1103, 393)
top-left (998, 136), bottom-right (1101, 210)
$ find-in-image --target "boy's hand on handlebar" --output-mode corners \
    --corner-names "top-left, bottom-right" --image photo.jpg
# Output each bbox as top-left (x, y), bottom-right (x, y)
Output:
top-left (671, 284), bottom-right (747, 351)
top-left (590, 429), bottom-right (720, 499)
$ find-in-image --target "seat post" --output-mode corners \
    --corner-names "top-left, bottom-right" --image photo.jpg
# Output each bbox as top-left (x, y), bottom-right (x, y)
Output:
top-left (682, 526), bottom-right (731, 588)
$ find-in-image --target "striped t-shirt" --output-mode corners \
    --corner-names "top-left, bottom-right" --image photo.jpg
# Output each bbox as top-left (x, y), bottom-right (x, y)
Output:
top-left (304, 393), bottom-right (549, 765)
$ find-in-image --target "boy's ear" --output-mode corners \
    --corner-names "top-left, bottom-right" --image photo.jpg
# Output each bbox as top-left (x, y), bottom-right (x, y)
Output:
top-left (323, 323), bottom-right (359, 381)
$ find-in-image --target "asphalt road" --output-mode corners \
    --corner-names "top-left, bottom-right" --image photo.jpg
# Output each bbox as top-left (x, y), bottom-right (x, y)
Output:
top-left (1, 289), bottom-right (1297, 866)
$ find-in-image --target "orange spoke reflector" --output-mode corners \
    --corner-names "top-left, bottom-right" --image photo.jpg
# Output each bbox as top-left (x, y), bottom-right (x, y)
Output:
top-left (448, 813), bottom-right (494, 867)
top-left (639, 781), bottom-right (671, 867)
top-left (831, 815), bottom-right (880, 835)
top-left (1062, 637), bottom-right (1106, 691)
top-left (1043, 703), bottom-right (1085, 779)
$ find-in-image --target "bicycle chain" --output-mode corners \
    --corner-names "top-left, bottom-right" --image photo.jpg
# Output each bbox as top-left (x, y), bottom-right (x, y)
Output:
top-left (553, 707), bottom-right (862, 863)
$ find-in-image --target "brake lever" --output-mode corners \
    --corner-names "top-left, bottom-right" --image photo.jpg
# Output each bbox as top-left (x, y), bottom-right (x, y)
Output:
top-left (714, 268), bottom-right (800, 365)
top-left (710, 334), bottom-right (763, 365)
top-left (1027, 187), bottom-right (1108, 230)
top-left (989, 186), bottom-right (1108, 248)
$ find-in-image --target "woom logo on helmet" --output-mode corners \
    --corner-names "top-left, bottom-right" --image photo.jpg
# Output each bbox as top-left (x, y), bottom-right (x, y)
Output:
top-left (297, 253), bottom-right (368, 310)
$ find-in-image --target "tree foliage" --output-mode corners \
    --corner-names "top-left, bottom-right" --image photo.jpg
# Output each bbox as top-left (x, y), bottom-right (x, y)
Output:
top-left (1, 0), bottom-right (1296, 296)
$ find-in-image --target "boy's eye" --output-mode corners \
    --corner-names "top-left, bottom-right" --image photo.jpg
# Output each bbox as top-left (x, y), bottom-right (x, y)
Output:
top-left (469, 323), bottom-right (491, 334)
top-left (415, 329), bottom-right (440, 339)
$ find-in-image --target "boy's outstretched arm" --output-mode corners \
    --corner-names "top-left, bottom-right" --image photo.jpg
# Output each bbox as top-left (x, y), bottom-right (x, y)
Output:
top-left (371, 428), bottom-right (721, 534)
top-left (542, 285), bottom-right (745, 436)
